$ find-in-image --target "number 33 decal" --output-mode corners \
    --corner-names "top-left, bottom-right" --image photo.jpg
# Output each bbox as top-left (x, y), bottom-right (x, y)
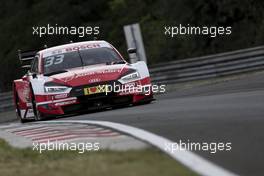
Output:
top-left (45, 55), bottom-right (64, 67)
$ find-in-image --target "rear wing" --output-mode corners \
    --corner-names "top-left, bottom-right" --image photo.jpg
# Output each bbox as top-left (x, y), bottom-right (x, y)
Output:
top-left (18, 47), bottom-right (44, 69)
top-left (18, 50), bottom-right (37, 62)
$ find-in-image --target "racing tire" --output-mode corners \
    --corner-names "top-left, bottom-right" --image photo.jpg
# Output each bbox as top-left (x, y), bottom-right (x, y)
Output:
top-left (31, 89), bottom-right (44, 121)
top-left (15, 91), bottom-right (28, 123)
top-left (134, 100), bottom-right (153, 106)
top-left (133, 96), bottom-right (155, 106)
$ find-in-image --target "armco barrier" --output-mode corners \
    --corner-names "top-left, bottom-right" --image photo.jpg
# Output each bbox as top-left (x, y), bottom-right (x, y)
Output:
top-left (0, 92), bottom-right (13, 112)
top-left (1, 45), bottom-right (264, 112)
top-left (150, 45), bottom-right (264, 84)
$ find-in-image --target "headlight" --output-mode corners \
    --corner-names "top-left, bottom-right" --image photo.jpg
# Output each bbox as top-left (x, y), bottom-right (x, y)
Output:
top-left (119, 71), bottom-right (140, 84)
top-left (44, 82), bottom-right (72, 94)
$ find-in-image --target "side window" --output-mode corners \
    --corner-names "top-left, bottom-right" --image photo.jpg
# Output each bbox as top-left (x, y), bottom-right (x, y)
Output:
top-left (31, 55), bottom-right (39, 73)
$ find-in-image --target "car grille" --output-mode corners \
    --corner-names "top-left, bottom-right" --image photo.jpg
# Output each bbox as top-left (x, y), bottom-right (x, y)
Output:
top-left (62, 81), bottom-right (133, 114)
top-left (69, 81), bottom-right (120, 97)
top-left (62, 93), bottom-right (133, 114)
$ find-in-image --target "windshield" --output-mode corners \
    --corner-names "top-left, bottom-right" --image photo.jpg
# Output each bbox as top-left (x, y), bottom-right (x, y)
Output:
top-left (43, 47), bottom-right (123, 75)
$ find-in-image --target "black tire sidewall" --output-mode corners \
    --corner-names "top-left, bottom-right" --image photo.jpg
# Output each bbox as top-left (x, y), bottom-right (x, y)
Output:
top-left (31, 88), bottom-right (43, 121)
top-left (15, 91), bottom-right (26, 123)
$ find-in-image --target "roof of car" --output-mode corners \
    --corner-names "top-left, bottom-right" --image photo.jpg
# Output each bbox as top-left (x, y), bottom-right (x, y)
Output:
top-left (39, 40), bottom-right (112, 57)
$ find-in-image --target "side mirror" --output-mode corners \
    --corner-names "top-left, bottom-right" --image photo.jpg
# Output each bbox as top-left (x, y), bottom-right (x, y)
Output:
top-left (22, 65), bottom-right (31, 69)
top-left (127, 48), bottom-right (137, 54)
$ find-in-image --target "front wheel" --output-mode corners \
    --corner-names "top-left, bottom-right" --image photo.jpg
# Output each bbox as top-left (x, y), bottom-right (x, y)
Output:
top-left (133, 95), bottom-right (155, 106)
top-left (15, 92), bottom-right (28, 123)
top-left (31, 93), bottom-right (44, 121)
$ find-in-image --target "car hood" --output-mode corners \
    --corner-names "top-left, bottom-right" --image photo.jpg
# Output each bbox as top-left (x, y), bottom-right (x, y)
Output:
top-left (49, 64), bottom-right (130, 87)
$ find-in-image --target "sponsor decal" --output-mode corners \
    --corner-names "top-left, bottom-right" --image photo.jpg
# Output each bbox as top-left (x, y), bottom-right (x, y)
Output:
top-left (55, 100), bottom-right (77, 106)
top-left (65, 44), bottom-right (101, 52)
top-left (84, 85), bottom-right (108, 95)
top-left (62, 69), bottom-right (122, 82)
top-left (48, 44), bottom-right (102, 56)
top-left (43, 42), bottom-right (110, 57)
top-left (75, 69), bottom-right (122, 79)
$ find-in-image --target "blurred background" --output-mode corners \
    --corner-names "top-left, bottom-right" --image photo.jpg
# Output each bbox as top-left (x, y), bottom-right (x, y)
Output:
top-left (0, 0), bottom-right (264, 91)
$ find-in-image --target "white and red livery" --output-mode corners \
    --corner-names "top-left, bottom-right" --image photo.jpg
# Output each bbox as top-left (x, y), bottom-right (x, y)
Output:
top-left (13, 41), bottom-right (153, 122)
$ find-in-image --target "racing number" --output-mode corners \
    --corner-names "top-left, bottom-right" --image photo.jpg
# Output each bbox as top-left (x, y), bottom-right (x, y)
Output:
top-left (45, 55), bottom-right (64, 67)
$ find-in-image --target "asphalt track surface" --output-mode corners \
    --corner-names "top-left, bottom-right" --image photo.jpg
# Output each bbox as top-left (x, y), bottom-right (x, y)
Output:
top-left (57, 73), bottom-right (264, 176)
top-left (1, 73), bottom-right (263, 175)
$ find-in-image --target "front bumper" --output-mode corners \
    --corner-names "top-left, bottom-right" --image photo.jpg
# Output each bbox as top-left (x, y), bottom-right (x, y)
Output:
top-left (36, 78), bottom-right (153, 116)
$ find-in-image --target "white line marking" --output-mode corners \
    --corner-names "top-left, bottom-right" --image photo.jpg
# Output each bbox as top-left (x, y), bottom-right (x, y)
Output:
top-left (32, 134), bottom-right (77, 141)
top-left (35, 135), bottom-right (78, 143)
top-left (0, 123), bottom-right (24, 129)
top-left (12, 127), bottom-right (51, 134)
top-left (37, 120), bottom-right (238, 176)
top-left (3, 124), bottom-right (44, 131)
top-left (22, 131), bottom-right (63, 138)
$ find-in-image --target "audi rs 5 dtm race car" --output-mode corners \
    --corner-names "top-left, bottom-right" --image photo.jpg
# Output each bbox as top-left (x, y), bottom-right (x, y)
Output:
top-left (13, 41), bottom-right (153, 122)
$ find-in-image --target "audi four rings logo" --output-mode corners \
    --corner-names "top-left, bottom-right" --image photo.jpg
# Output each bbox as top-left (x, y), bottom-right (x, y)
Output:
top-left (89, 78), bottom-right (101, 83)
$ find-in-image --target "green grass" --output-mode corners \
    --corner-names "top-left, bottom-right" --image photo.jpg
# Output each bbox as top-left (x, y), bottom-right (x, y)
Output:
top-left (0, 139), bottom-right (198, 176)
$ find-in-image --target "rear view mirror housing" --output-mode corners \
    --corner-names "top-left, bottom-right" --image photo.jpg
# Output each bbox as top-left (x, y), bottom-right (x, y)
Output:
top-left (21, 65), bottom-right (31, 69)
top-left (127, 48), bottom-right (138, 63)
top-left (127, 48), bottom-right (137, 54)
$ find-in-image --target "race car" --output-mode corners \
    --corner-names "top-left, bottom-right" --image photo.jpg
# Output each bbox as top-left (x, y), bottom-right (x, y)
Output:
top-left (13, 41), bottom-right (154, 122)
